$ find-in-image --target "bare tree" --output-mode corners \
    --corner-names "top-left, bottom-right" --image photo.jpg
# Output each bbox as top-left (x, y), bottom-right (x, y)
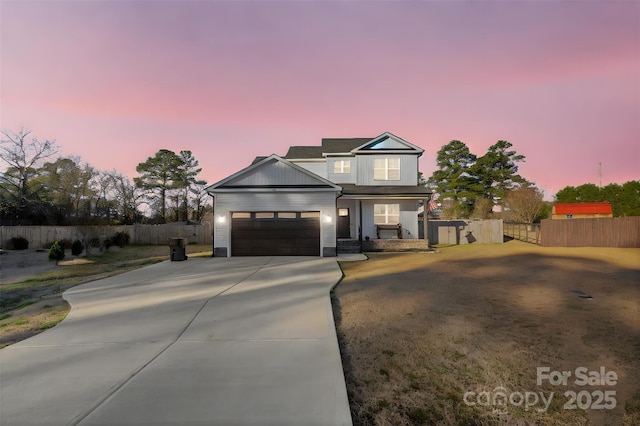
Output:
top-left (190, 180), bottom-right (210, 222)
top-left (107, 171), bottom-right (142, 224)
top-left (439, 198), bottom-right (460, 220)
top-left (471, 197), bottom-right (493, 219)
top-left (504, 187), bottom-right (545, 223)
top-left (1, 129), bottom-right (59, 216)
top-left (94, 170), bottom-right (118, 223)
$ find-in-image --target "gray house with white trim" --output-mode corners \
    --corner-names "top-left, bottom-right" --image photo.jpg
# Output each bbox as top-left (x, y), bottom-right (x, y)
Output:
top-left (206, 132), bottom-right (431, 257)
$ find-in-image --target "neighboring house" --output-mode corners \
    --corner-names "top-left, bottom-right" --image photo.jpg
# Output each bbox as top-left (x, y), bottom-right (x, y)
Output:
top-left (551, 202), bottom-right (613, 219)
top-left (205, 132), bottom-right (432, 257)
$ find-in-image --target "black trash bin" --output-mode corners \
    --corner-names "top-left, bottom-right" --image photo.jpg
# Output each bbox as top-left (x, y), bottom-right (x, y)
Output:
top-left (169, 238), bottom-right (188, 261)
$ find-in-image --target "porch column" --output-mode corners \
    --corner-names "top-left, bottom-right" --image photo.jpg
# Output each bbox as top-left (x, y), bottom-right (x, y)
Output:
top-left (423, 197), bottom-right (430, 246)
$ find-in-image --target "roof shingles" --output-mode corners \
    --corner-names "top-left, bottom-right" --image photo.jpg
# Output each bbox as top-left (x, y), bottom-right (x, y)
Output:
top-left (285, 138), bottom-right (374, 159)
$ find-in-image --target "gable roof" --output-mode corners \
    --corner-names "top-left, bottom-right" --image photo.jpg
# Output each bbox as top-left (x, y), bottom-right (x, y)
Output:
top-left (351, 132), bottom-right (424, 155)
top-left (284, 132), bottom-right (423, 159)
top-left (553, 202), bottom-right (613, 215)
top-left (205, 154), bottom-right (341, 193)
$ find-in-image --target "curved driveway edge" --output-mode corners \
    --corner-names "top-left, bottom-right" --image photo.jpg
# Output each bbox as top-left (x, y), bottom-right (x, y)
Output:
top-left (0, 257), bottom-right (352, 426)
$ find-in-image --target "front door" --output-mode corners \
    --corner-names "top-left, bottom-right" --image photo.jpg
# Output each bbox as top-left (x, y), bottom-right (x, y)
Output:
top-left (337, 208), bottom-right (350, 238)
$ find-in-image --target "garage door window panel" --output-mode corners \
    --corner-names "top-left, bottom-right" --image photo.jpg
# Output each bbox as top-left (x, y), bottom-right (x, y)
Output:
top-left (277, 212), bottom-right (297, 219)
top-left (300, 212), bottom-right (320, 218)
top-left (255, 212), bottom-right (275, 219)
top-left (232, 212), bottom-right (251, 219)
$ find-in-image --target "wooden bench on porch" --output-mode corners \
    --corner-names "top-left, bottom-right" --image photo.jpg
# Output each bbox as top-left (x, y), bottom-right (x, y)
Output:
top-left (376, 223), bottom-right (403, 239)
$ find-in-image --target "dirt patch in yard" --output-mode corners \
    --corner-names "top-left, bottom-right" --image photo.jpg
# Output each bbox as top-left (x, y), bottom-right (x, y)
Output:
top-left (0, 249), bottom-right (58, 285)
top-left (334, 241), bottom-right (640, 425)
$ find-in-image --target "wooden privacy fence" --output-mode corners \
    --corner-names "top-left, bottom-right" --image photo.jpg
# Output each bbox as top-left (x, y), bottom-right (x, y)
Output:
top-left (503, 222), bottom-right (542, 245)
top-left (426, 219), bottom-right (504, 245)
top-left (540, 217), bottom-right (640, 248)
top-left (0, 223), bottom-right (213, 249)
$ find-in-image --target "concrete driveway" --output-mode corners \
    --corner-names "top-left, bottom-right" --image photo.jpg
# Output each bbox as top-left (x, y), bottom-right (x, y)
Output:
top-left (0, 257), bottom-right (352, 425)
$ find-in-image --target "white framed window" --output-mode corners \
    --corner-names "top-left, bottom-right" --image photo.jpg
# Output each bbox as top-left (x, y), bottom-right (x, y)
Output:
top-left (374, 158), bottom-right (400, 180)
top-left (333, 159), bottom-right (351, 174)
top-left (374, 204), bottom-right (400, 224)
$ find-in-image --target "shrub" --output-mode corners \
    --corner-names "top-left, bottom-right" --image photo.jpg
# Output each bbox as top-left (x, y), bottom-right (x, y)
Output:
top-left (71, 239), bottom-right (83, 256)
top-left (11, 237), bottom-right (29, 250)
top-left (110, 231), bottom-right (130, 248)
top-left (88, 237), bottom-right (101, 248)
top-left (44, 239), bottom-right (72, 250)
top-left (48, 241), bottom-right (65, 263)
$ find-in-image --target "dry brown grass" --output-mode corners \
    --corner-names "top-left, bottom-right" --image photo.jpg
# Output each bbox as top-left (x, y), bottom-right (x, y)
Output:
top-left (334, 240), bottom-right (640, 425)
top-left (0, 244), bottom-right (212, 348)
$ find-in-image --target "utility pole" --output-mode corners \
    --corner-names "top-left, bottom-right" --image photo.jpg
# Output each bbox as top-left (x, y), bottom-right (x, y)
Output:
top-left (598, 162), bottom-right (602, 187)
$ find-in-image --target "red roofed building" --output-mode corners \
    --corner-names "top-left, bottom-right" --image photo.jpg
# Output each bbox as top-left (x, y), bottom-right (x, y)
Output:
top-left (551, 202), bottom-right (613, 219)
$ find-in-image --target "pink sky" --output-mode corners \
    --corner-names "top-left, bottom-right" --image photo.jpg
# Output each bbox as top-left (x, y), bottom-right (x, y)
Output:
top-left (2, 1), bottom-right (638, 200)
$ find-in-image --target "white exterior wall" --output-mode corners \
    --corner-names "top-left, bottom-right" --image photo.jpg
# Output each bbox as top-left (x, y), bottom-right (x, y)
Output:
top-left (327, 157), bottom-right (357, 184)
top-left (356, 155), bottom-right (419, 186)
top-left (360, 199), bottom-right (420, 240)
top-left (213, 191), bottom-right (337, 256)
top-left (289, 161), bottom-right (328, 179)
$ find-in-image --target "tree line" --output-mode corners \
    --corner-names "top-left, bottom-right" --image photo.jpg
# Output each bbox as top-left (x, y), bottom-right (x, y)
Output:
top-left (555, 182), bottom-right (640, 217)
top-left (427, 139), bottom-right (639, 222)
top-left (0, 129), bottom-right (212, 225)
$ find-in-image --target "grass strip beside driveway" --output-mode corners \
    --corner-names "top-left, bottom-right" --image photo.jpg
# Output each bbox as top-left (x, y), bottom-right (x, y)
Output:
top-left (0, 245), bottom-right (212, 348)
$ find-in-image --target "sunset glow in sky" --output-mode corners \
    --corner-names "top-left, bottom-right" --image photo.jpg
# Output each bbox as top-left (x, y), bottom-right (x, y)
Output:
top-left (2, 1), bottom-right (638, 199)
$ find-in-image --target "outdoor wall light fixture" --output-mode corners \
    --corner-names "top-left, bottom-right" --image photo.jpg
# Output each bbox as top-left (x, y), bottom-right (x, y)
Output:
top-left (324, 215), bottom-right (333, 223)
top-left (216, 215), bottom-right (226, 223)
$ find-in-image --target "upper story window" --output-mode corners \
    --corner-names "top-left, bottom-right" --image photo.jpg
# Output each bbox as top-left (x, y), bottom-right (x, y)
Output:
top-left (333, 160), bottom-right (351, 174)
top-left (374, 158), bottom-right (400, 180)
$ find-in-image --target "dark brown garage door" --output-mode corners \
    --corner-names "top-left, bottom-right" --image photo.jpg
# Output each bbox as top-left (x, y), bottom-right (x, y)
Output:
top-left (231, 212), bottom-right (320, 256)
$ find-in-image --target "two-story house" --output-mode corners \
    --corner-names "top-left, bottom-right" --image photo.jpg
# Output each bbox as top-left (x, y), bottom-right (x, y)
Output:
top-left (205, 132), bottom-right (431, 257)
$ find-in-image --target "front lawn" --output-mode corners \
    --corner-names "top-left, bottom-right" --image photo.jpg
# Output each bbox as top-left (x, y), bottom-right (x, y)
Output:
top-left (334, 241), bottom-right (640, 425)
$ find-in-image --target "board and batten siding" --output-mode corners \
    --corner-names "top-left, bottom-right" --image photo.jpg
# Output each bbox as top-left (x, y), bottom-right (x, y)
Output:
top-left (229, 159), bottom-right (325, 186)
top-left (213, 192), bottom-right (337, 256)
top-left (360, 200), bottom-right (421, 239)
top-left (289, 161), bottom-right (328, 179)
top-left (356, 155), bottom-right (419, 186)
